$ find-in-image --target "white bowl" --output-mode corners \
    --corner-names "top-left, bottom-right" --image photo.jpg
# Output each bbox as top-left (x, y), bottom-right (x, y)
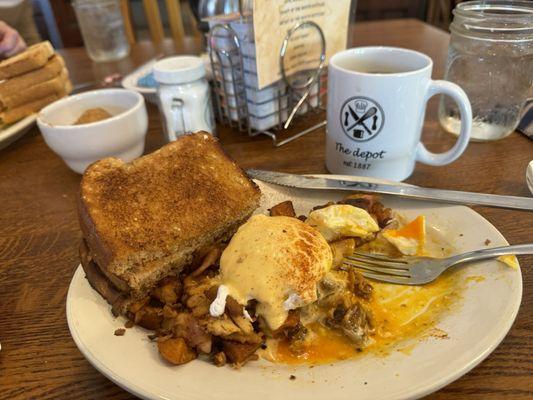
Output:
top-left (37, 89), bottom-right (148, 174)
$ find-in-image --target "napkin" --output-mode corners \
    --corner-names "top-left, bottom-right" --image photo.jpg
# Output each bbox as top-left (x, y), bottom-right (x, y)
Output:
top-left (137, 72), bottom-right (159, 89)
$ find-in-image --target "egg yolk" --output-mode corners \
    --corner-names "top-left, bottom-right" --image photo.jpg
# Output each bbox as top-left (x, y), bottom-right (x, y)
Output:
top-left (383, 216), bottom-right (426, 256)
top-left (497, 255), bottom-right (519, 269)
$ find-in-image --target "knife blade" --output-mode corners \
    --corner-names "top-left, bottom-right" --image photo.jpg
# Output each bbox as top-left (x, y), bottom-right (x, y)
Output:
top-left (247, 169), bottom-right (533, 211)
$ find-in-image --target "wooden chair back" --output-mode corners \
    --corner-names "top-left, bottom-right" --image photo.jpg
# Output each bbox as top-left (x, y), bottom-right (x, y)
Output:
top-left (356, 0), bottom-right (425, 21)
top-left (120, 0), bottom-right (187, 43)
top-left (426, 0), bottom-right (456, 30)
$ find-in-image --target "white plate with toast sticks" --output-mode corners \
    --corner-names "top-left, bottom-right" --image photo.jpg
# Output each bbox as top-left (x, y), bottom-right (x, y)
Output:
top-left (67, 176), bottom-right (522, 400)
top-left (0, 114), bottom-right (36, 150)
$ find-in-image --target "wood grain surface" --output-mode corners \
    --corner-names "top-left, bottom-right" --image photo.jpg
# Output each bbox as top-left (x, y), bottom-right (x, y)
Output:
top-left (0, 19), bottom-right (531, 399)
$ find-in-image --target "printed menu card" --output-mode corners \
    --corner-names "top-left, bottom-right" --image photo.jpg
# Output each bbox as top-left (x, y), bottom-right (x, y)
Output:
top-left (253, 0), bottom-right (351, 89)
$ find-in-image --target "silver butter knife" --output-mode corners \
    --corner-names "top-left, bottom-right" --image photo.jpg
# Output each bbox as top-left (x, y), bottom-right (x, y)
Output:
top-left (247, 169), bottom-right (533, 211)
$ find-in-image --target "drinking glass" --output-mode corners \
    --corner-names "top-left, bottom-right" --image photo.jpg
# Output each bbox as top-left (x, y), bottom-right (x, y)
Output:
top-left (439, 0), bottom-right (533, 141)
top-left (72, 0), bottom-right (130, 63)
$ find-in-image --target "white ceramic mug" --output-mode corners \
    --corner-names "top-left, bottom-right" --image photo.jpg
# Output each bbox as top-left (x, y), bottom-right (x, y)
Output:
top-left (326, 47), bottom-right (472, 181)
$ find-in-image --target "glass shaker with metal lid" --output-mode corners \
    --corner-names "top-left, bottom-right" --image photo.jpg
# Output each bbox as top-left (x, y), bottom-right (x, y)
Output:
top-left (154, 56), bottom-right (215, 141)
top-left (439, 0), bottom-right (533, 141)
top-left (195, 0), bottom-right (253, 34)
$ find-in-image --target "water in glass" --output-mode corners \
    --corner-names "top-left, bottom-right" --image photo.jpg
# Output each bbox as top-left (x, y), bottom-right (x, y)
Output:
top-left (73, 0), bottom-right (130, 63)
top-left (439, 0), bottom-right (533, 141)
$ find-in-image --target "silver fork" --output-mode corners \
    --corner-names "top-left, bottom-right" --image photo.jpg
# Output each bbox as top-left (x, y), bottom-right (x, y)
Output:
top-left (344, 244), bottom-right (533, 285)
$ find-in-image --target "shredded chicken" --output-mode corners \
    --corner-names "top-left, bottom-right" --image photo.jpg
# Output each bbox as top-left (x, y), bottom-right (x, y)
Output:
top-left (225, 331), bottom-right (263, 344)
top-left (348, 269), bottom-right (373, 301)
top-left (339, 302), bottom-right (373, 342)
top-left (339, 194), bottom-right (374, 211)
top-left (204, 314), bottom-right (242, 337)
top-left (370, 202), bottom-right (393, 228)
top-left (183, 275), bottom-right (219, 318)
top-left (318, 289), bottom-right (373, 344)
top-left (269, 200), bottom-right (296, 217)
top-left (340, 194), bottom-right (393, 228)
top-left (191, 248), bottom-right (220, 277)
top-left (173, 312), bottom-right (212, 354)
top-left (225, 296), bottom-right (255, 334)
top-left (270, 310), bottom-right (310, 353)
top-left (151, 277), bottom-right (181, 305)
top-left (204, 314), bottom-right (262, 344)
top-left (301, 269), bottom-right (374, 345)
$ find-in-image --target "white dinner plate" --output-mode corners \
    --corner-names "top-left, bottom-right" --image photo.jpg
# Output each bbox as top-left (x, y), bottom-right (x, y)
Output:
top-left (0, 114), bottom-right (36, 150)
top-left (67, 177), bottom-right (522, 400)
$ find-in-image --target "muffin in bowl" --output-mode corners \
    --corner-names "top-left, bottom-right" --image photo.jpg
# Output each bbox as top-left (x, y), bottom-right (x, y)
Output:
top-left (37, 88), bottom-right (148, 174)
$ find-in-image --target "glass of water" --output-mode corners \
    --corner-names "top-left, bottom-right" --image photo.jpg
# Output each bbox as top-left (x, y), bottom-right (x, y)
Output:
top-left (439, 0), bottom-right (533, 141)
top-left (72, 0), bottom-right (130, 63)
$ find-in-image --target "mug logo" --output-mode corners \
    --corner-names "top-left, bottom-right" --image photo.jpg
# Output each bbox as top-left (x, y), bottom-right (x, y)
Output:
top-left (340, 96), bottom-right (384, 142)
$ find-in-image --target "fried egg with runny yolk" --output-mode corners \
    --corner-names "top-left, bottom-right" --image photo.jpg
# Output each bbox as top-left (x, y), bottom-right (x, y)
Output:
top-left (306, 204), bottom-right (380, 242)
top-left (382, 215), bottom-right (426, 256)
top-left (210, 214), bottom-right (332, 330)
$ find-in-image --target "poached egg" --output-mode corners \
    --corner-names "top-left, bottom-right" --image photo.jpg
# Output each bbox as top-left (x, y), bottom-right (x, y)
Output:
top-left (210, 214), bottom-right (332, 330)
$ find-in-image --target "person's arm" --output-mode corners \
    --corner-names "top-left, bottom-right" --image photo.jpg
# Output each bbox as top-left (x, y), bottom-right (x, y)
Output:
top-left (0, 21), bottom-right (26, 58)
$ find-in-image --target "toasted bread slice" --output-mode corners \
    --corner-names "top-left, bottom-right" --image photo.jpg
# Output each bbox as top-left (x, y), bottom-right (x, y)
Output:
top-left (0, 73), bottom-right (71, 125)
top-left (79, 239), bottom-right (133, 316)
top-left (0, 54), bottom-right (64, 98)
top-left (0, 41), bottom-right (54, 79)
top-left (0, 68), bottom-right (69, 109)
top-left (78, 133), bottom-right (261, 299)
top-left (0, 93), bottom-right (60, 125)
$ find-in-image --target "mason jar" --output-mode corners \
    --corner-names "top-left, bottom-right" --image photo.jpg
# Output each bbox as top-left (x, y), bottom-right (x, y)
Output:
top-left (72, 0), bottom-right (130, 62)
top-left (439, 0), bottom-right (533, 141)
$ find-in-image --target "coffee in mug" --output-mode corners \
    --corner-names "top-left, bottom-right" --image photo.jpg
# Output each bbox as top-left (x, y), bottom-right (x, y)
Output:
top-left (326, 47), bottom-right (472, 181)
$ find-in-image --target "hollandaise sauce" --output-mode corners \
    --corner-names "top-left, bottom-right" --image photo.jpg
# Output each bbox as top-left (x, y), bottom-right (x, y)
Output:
top-left (268, 271), bottom-right (460, 364)
top-left (213, 214), bottom-right (333, 330)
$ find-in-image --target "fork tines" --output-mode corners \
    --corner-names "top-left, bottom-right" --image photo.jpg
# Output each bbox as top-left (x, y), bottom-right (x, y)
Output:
top-left (343, 251), bottom-right (412, 283)
top-left (347, 252), bottom-right (409, 268)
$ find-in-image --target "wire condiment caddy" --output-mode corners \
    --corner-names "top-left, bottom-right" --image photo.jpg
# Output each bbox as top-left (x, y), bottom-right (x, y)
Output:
top-left (208, 18), bottom-right (327, 146)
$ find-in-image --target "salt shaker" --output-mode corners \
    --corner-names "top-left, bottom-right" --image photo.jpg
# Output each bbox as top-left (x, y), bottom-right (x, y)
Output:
top-left (153, 56), bottom-right (215, 141)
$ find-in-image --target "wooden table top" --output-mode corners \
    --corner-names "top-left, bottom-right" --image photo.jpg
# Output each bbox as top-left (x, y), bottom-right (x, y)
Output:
top-left (0, 19), bottom-right (531, 399)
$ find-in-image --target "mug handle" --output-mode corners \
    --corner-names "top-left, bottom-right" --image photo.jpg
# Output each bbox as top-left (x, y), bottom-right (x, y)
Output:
top-left (416, 80), bottom-right (472, 166)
